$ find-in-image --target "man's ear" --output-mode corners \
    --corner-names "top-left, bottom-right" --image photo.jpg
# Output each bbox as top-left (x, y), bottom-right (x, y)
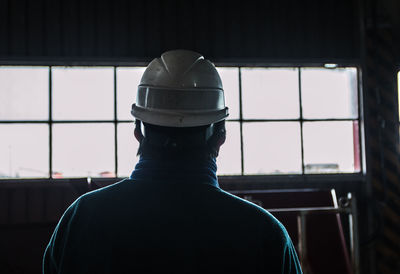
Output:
top-left (208, 121), bottom-right (226, 157)
top-left (134, 120), bottom-right (144, 143)
top-left (216, 133), bottom-right (226, 148)
top-left (214, 127), bottom-right (226, 157)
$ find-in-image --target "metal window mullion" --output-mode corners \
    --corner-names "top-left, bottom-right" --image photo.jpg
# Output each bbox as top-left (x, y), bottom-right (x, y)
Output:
top-left (356, 67), bottom-right (363, 174)
top-left (0, 118), bottom-right (358, 123)
top-left (49, 66), bottom-right (53, 179)
top-left (0, 120), bottom-right (51, 123)
top-left (225, 118), bottom-right (356, 122)
top-left (298, 67), bottom-right (305, 174)
top-left (51, 120), bottom-right (115, 123)
top-left (238, 67), bottom-right (244, 175)
top-left (114, 67), bottom-right (118, 177)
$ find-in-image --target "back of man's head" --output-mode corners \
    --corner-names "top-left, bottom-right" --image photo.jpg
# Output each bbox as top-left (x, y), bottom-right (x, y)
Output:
top-left (131, 50), bottom-right (229, 159)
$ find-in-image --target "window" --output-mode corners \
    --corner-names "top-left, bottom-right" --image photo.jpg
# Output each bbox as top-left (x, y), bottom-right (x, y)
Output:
top-left (0, 65), bottom-right (361, 179)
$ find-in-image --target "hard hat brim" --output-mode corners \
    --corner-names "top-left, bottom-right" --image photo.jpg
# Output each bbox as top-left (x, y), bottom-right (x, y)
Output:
top-left (131, 104), bottom-right (229, 127)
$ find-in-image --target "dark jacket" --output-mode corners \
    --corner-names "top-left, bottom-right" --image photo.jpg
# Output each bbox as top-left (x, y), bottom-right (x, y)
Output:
top-left (43, 157), bottom-right (302, 274)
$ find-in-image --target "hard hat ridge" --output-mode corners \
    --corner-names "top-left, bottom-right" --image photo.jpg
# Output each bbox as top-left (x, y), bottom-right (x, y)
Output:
top-left (159, 49), bottom-right (204, 78)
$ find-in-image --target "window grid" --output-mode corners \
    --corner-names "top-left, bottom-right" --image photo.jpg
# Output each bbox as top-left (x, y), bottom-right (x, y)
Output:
top-left (234, 66), bottom-right (361, 176)
top-left (0, 66), bottom-right (362, 178)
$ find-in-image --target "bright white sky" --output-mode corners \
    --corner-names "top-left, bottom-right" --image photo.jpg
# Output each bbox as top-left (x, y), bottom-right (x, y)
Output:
top-left (0, 66), bottom-right (358, 178)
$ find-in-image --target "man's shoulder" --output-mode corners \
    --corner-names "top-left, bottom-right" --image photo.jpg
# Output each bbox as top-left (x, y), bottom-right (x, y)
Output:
top-left (214, 189), bottom-right (271, 215)
top-left (213, 189), bottom-right (288, 233)
top-left (74, 180), bottom-right (289, 238)
top-left (81, 179), bottom-right (131, 198)
top-left (69, 179), bottom-right (132, 210)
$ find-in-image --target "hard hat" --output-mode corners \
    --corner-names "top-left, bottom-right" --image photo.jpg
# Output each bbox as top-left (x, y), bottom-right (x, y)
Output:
top-left (131, 50), bottom-right (229, 127)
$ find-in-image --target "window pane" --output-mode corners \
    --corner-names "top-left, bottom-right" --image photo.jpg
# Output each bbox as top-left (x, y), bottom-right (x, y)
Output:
top-left (117, 122), bottom-right (139, 177)
top-left (52, 67), bottom-right (114, 120)
top-left (117, 67), bottom-right (146, 120)
top-left (217, 122), bottom-right (241, 175)
top-left (0, 66), bottom-right (48, 120)
top-left (301, 68), bottom-right (358, 119)
top-left (0, 124), bottom-right (49, 178)
top-left (241, 68), bottom-right (299, 119)
top-left (243, 122), bottom-right (301, 174)
top-left (303, 121), bottom-right (359, 173)
top-left (53, 124), bottom-right (115, 177)
top-left (216, 67), bottom-right (240, 120)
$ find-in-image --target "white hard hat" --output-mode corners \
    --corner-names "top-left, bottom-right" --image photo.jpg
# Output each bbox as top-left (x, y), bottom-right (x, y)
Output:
top-left (131, 50), bottom-right (229, 127)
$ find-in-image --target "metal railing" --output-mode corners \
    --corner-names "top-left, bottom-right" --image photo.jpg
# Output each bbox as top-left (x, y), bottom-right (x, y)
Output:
top-left (267, 193), bottom-right (359, 274)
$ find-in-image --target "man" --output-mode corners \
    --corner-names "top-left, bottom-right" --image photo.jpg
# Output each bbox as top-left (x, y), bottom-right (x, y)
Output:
top-left (43, 50), bottom-right (302, 273)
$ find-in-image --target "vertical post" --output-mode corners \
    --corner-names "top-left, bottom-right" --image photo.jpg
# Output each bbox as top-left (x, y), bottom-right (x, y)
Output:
top-left (297, 211), bottom-right (311, 274)
top-left (348, 193), bottom-right (360, 274)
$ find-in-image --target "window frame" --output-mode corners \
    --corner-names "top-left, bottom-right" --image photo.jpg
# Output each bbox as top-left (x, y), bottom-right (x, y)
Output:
top-left (0, 62), bottom-right (365, 182)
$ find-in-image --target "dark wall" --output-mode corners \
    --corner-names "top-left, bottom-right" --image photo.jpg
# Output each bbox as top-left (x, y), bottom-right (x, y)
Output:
top-left (0, 0), bottom-right (360, 62)
top-left (2, 0), bottom-right (400, 274)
